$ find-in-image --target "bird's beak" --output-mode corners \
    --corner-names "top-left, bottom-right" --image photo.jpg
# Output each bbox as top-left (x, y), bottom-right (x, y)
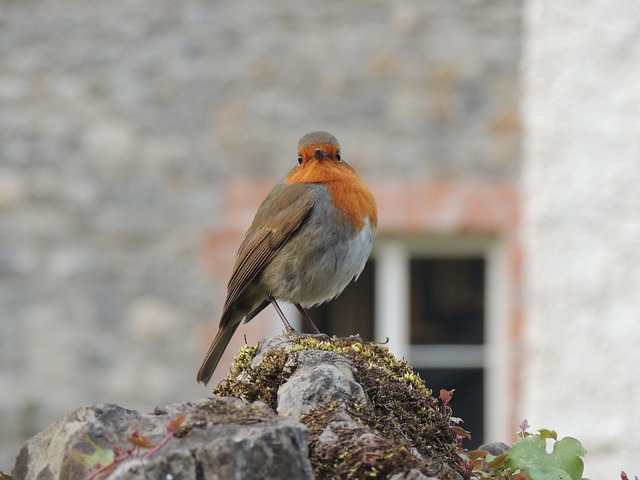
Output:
top-left (313, 148), bottom-right (327, 161)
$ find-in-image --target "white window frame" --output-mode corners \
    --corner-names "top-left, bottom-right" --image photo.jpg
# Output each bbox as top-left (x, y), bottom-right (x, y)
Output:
top-left (373, 235), bottom-right (511, 443)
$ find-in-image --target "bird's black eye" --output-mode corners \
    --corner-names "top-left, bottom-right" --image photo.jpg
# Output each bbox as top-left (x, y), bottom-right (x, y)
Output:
top-left (336, 151), bottom-right (342, 162)
top-left (297, 155), bottom-right (303, 165)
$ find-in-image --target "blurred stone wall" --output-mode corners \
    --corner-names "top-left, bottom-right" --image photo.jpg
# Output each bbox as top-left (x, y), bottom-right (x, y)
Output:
top-left (0, 0), bottom-right (521, 468)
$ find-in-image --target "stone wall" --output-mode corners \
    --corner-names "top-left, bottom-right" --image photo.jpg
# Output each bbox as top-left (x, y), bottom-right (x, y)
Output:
top-left (0, 0), bottom-right (521, 468)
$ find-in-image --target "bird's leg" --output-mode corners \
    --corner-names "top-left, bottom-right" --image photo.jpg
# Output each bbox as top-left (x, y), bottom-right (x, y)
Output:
top-left (295, 303), bottom-right (321, 334)
top-left (268, 297), bottom-right (296, 334)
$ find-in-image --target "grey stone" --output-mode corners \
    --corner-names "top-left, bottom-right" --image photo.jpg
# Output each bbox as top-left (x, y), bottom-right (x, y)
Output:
top-left (477, 441), bottom-right (510, 457)
top-left (12, 398), bottom-right (313, 480)
top-left (277, 349), bottom-right (368, 420)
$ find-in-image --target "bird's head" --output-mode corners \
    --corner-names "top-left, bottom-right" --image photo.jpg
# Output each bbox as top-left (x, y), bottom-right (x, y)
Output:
top-left (296, 131), bottom-right (342, 167)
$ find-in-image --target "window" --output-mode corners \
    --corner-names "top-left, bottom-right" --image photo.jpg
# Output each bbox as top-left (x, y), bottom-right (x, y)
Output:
top-left (305, 236), bottom-right (509, 448)
top-left (409, 256), bottom-right (485, 446)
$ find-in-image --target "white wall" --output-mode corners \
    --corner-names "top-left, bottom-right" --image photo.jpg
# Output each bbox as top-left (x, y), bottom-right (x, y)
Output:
top-left (522, 1), bottom-right (640, 477)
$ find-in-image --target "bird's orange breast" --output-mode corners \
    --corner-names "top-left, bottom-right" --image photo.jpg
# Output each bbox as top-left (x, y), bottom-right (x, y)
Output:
top-left (285, 155), bottom-right (377, 231)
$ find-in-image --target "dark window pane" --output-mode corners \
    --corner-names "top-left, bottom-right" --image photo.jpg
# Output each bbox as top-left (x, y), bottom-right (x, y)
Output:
top-left (417, 368), bottom-right (484, 448)
top-left (410, 258), bottom-right (485, 345)
top-left (305, 260), bottom-right (375, 340)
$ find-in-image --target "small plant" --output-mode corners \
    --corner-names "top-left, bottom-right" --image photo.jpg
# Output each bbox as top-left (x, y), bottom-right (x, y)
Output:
top-left (505, 420), bottom-right (587, 480)
top-left (456, 419), bottom-right (588, 480)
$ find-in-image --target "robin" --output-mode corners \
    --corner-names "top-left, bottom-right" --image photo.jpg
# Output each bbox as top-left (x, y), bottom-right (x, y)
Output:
top-left (197, 131), bottom-right (377, 385)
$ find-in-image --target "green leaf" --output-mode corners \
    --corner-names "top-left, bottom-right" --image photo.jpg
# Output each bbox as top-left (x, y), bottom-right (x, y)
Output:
top-left (486, 452), bottom-right (508, 469)
top-left (549, 437), bottom-right (586, 479)
top-left (507, 436), bottom-right (547, 471)
top-left (537, 429), bottom-right (558, 440)
top-left (527, 465), bottom-right (573, 480)
top-left (506, 435), bottom-right (586, 480)
top-left (70, 435), bottom-right (115, 468)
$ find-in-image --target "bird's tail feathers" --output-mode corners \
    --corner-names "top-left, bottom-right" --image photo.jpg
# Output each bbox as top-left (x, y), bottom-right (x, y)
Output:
top-left (196, 321), bottom-right (240, 385)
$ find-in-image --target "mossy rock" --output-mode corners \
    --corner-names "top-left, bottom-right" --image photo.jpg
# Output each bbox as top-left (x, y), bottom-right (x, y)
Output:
top-left (214, 335), bottom-right (466, 479)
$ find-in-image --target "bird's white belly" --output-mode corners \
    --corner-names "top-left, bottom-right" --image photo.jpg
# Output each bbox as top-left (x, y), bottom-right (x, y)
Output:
top-left (269, 217), bottom-right (376, 306)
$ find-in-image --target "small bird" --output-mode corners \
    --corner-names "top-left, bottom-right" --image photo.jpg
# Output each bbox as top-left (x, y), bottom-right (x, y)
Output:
top-left (197, 131), bottom-right (377, 385)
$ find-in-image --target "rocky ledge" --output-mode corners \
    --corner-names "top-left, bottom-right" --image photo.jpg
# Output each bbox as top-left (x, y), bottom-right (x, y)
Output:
top-left (12, 335), bottom-right (466, 480)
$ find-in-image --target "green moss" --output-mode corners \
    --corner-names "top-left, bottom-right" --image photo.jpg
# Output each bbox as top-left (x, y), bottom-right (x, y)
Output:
top-left (302, 401), bottom-right (428, 479)
top-left (214, 344), bottom-right (292, 408)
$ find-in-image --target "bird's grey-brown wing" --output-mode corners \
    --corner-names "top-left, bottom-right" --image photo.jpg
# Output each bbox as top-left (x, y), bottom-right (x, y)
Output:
top-left (220, 182), bottom-right (315, 327)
